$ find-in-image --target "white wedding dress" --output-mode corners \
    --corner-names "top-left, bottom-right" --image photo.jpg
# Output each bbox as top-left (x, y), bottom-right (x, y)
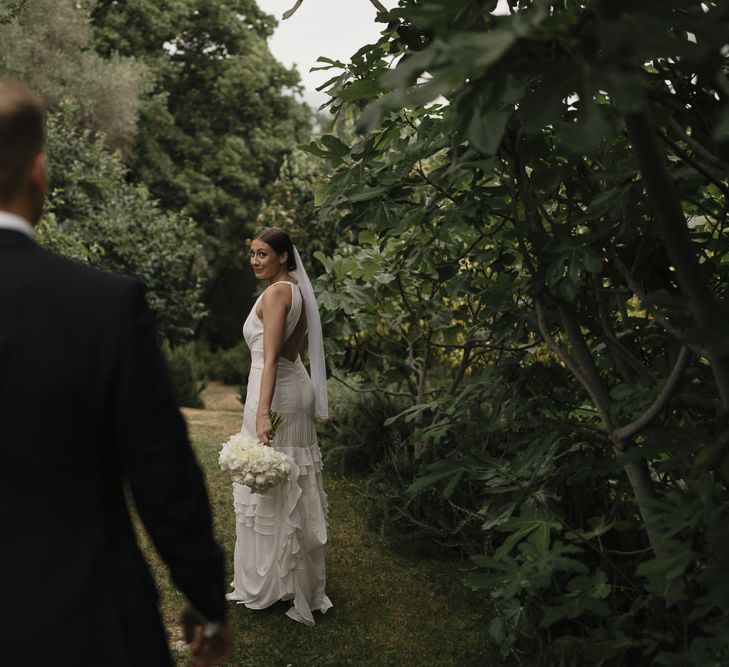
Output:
top-left (226, 281), bottom-right (332, 625)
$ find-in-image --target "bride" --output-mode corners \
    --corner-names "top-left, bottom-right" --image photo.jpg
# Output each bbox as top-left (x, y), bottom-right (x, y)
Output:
top-left (226, 226), bottom-right (332, 626)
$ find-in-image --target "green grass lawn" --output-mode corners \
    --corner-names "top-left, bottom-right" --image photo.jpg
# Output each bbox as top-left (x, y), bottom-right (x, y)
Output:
top-left (135, 383), bottom-right (495, 666)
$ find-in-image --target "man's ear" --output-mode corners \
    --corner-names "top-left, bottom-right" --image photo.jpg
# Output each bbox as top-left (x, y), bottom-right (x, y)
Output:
top-left (28, 153), bottom-right (47, 194)
top-left (26, 152), bottom-right (48, 225)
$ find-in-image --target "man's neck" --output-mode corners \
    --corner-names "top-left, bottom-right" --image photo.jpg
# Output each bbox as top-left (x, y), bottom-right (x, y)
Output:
top-left (0, 200), bottom-right (34, 222)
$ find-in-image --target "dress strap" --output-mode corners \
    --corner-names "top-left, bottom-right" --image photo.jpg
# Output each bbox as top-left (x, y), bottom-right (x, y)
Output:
top-left (256, 281), bottom-right (299, 301)
top-left (285, 284), bottom-right (303, 341)
top-left (264, 280), bottom-right (299, 290)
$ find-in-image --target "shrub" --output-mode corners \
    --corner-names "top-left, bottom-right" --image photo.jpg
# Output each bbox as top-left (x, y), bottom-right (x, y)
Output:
top-left (162, 341), bottom-right (205, 409)
top-left (301, 1), bottom-right (729, 658)
top-left (39, 106), bottom-right (209, 343)
top-left (318, 376), bottom-right (409, 475)
top-left (0, 0), bottom-right (148, 150)
top-left (205, 341), bottom-right (251, 386)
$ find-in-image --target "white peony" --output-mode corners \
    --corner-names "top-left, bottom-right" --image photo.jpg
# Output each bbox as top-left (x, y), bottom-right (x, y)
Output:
top-left (219, 431), bottom-right (292, 494)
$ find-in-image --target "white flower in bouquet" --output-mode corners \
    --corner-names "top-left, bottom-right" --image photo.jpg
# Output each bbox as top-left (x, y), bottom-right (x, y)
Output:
top-left (218, 417), bottom-right (291, 494)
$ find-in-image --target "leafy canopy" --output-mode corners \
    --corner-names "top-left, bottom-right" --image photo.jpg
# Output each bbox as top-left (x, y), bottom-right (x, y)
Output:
top-left (293, 0), bottom-right (729, 662)
top-left (91, 0), bottom-right (314, 344)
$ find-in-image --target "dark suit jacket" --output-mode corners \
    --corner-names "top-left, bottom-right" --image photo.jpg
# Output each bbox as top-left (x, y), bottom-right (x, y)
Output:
top-left (0, 230), bottom-right (226, 666)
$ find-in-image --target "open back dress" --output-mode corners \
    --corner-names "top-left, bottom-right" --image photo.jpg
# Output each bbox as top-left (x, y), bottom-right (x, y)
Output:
top-left (226, 281), bottom-right (332, 626)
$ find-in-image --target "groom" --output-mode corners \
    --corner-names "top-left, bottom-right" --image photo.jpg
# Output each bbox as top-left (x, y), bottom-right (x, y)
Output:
top-left (0, 79), bottom-right (233, 666)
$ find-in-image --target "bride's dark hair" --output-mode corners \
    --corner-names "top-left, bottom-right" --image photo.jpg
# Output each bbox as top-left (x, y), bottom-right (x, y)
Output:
top-left (254, 227), bottom-right (296, 270)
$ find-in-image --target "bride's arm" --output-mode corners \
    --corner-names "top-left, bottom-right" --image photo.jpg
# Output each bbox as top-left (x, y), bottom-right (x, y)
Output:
top-left (257, 284), bottom-right (290, 444)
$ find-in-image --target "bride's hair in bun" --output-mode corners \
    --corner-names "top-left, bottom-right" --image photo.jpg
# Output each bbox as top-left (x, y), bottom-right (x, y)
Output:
top-left (254, 227), bottom-right (296, 271)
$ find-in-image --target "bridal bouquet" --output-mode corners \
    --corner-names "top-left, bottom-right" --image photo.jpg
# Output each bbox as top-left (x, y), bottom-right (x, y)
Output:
top-left (218, 414), bottom-right (291, 494)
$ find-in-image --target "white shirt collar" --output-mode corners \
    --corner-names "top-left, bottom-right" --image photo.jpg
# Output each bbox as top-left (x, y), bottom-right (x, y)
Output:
top-left (0, 211), bottom-right (34, 238)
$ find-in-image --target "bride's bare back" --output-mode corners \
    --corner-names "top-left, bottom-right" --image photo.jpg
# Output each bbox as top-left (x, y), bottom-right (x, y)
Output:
top-left (281, 306), bottom-right (307, 363)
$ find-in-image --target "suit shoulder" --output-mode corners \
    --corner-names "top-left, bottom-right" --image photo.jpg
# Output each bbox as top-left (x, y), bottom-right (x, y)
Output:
top-left (33, 248), bottom-right (146, 315)
top-left (37, 248), bottom-right (142, 292)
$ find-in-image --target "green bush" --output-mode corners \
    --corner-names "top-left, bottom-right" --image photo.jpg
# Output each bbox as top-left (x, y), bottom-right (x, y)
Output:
top-left (301, 1), bottom-right (729, 661)
top-left (318, 376), bottom-right (409, 475)
top-left (39, 106), bottom-right (209, 343)
top-left (0, 0), bottom-right (148, 150)
top-left (205, 341), bottom-right (251, 386)
top-left (162, 341), bottom-right (205, 409)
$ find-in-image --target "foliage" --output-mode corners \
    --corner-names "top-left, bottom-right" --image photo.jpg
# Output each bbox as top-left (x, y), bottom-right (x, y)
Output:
top-left (0, 0), bottom-right (148, 150)
top-left (318, 376), bottom-right (410, 476)
top-left (162, 341), bottom-right (205, 409)
top-left (2, 0), bottom-right (318, 346)
top-left (1, 0), bottom-right (206, 342)
top-left (294, 0), bottom-right (729, 662)
top-left (43, 106), bottom-right (209, 342)
top-left (137, 390), bottom-right (494, 666)
top-left (204, 341), bottom-right (251, 386)
top-left (0, 0), bottom-right (27, 25)
top-left (90, 0), bottom-right (313, 345)
top-left (256, 149), bottom-right (344, 270)
top-left (34, 212), bottom-right (103, 265)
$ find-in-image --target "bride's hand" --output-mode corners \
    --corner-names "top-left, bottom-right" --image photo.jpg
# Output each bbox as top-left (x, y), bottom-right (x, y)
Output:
top-left (256, 413), bottom-right (273, 445)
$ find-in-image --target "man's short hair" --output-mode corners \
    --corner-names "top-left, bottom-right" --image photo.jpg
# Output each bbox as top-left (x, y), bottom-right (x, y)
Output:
top-left (0, 79), bottom-right (46, 203)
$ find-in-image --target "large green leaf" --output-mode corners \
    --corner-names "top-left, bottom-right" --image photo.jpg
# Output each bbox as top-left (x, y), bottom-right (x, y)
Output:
top-left (494, 518), bottom-right (561, 560)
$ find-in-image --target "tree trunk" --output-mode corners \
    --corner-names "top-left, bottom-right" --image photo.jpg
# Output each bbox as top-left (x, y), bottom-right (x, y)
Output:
top-left (625, 112), bottom-right (729, 408)
top-left (556, 304), bottom-right (668, 558)
top-left (413, 336), bottom-right (431, 460)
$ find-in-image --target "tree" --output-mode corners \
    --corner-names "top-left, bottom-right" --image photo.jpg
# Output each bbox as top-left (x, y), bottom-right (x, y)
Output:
top-left (256, 149), bottom-right (343, 269)
top-left (0, 0), bottom-right (148, 150)
top-left (0, 0), bottom-right (27, 25)
top-left (91, 0), bottom-right (313, 345)
top-left (41, 106), bottom-right (208, 342)
top-left (1, 0), bottom-right (205, 341)
top-left (295, 0), bottom-right (729, 661)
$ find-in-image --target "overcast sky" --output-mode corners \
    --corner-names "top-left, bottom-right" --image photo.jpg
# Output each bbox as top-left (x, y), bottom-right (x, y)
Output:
top-left (256, 0), bottom-right (399, 108)
top-left (258, 1), bottom-right (512, 107)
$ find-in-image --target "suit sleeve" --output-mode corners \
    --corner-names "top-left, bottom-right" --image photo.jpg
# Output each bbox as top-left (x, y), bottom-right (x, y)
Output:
top-left (110, 280), bottom-right (226, 622)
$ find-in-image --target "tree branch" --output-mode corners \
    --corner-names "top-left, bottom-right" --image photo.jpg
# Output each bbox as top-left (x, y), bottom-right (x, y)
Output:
top-left (535, 299), bottom-right (591, 390)
top-left (331, 372), bottom-right (415, 399)
top-left (415, 159), bottom-right (458, 202)
top-left (368, 0), bottom-right (388, 13)
top-left (429, 339), bottom-right (536, 352)
top-left (667, 118), bottom-right (729, 173)
top-left (625, 111), bottom-right (729, 408)
top-left (613, 346), bottom-right (692, 441)
top-left (715, 71), bottom-right (729, 101)
top-left (607, 245), bottom-right (694, 348)
top-left (425, 343), bottom-right (476, 450)
top-left (448, 342), bottom-right (472, 396)
top-left (586, 280), bottom-right (646, 381)
top-left (557, 303), bottom-right (617, 431)
top-left (414, 334), bottom-right (432, 459)
top-left (658, 131), bottom-right (729, 197)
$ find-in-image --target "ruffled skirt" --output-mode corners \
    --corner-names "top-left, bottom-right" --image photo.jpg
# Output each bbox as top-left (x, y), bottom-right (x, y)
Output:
top-left (226, 358), bottom-right (332, 625)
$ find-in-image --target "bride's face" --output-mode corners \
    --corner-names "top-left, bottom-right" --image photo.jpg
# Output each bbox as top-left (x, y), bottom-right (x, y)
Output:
top-left (250, 239), bottom-right (286, 280)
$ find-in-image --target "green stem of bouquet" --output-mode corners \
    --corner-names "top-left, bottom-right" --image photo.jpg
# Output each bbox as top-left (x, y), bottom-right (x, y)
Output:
top-left (269, 410), bottom-right (284, 437)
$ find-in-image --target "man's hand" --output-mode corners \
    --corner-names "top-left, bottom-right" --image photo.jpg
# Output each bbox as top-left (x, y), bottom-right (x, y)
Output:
top-left (181, 603), bottom-right (234, 667)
